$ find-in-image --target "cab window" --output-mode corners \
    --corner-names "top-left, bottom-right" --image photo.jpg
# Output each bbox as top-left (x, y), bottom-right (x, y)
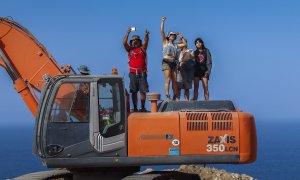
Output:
top-left (98, 80), bottom-right (123, 137)
top-left (49, 82), bottom-right (90, 123)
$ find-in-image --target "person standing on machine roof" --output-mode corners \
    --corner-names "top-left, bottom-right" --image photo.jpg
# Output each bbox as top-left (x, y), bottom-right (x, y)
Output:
top-left (160, 16), bottom-right (187, 101)
top-left (192, 38), bottom-right (212, 101)
top-left (176, 37), bottom-right (194, 101)
top-left (123, 27), bottom-right (150, 112)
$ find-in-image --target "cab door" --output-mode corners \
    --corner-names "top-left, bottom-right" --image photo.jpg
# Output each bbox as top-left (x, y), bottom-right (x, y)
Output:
top-left (90, 77), bottom-right (126, 153)
top-left (35, 77), bottom-right (92, 158)
top-left (35, 76), bottom-right (126, 159)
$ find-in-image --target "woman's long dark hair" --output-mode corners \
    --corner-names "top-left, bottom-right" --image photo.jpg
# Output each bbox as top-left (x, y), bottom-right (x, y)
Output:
top-left (194, 37), bottom-right (207, 50)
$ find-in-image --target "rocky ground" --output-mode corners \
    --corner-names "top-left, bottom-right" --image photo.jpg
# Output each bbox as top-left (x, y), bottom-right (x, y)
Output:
top-left (136, 165), bottom-right (255, 180)
top-left (14, 165), bottom-right (255, 179)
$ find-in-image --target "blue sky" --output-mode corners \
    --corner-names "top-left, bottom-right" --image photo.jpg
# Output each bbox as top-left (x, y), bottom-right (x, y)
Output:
top-left (1, 0), bottom-right (300, 125)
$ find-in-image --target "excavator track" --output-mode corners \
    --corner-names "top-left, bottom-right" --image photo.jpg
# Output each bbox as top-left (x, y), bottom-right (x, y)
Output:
top-left (13, 169), bottom-right (200, 180)
top-left (13, 166), bottom-right (254, 180)
top-left (13, 169), bottom-right (72, 180)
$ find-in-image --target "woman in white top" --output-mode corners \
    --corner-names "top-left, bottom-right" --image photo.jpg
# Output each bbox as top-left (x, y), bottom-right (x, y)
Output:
top-left (176, 38), bottom-right (195, 100)
top-left (160, 16), bottom-right (187, 100)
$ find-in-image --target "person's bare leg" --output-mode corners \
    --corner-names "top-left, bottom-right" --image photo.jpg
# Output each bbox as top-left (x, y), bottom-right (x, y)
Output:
top-left (163, 69), bottom-right (171, 99)
top-left (202, 77), bottom-right (209, 100)
top-left (184, 89), bottom-right (190, 101)
top-left (132, 92), bottom-right (138, 111)
top-left (193, 77), bottom-right (200, 100)
top-left (171, 69), bottom-right (179, 100)
top-left (177, 86), bottom-right (181, 100)
top-left (140, 92), bottom-right (146, 110)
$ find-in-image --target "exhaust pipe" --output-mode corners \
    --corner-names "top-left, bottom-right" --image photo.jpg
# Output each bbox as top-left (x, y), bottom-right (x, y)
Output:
top-left (147, 92), bottom-right (161, 112)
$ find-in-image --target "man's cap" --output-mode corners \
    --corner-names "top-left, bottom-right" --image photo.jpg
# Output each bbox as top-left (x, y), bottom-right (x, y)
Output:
top-left (78, 65), bottom-right (90, 75)
top-left (130, 35), bottom-right (141, 41)
top-left (167, 32), bottom-right (177, 37)
top-left (130, 35), bottom-right (142, 46)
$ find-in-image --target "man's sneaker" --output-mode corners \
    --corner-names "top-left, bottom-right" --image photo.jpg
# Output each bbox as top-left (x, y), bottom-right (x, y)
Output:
top-left (133, 108), bottom-right (139, 112)
top-left (166, 94), bottom-right (171, 101)
top-left (139, 108), bottom-right (149, 112)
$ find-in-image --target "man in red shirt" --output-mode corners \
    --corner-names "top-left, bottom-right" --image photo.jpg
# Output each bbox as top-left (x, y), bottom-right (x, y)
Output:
top-left (123, 27), bottom-right (149, 112)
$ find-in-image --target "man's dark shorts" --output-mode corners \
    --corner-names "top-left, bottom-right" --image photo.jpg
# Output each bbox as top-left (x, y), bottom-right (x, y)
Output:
top-left (129, 72), bottom-right (149, 93)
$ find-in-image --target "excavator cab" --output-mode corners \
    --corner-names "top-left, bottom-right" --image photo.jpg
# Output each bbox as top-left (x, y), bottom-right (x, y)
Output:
top-left (34, 75), bottom-right (128, 167)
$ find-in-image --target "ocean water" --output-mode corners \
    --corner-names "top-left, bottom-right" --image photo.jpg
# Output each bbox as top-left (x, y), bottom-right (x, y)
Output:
top-left (142, 121), bottom-right (300, 180)
top-left (0, 125), bottom-right (47, 179)
top-left (0, 121), bottom-right (299, 180)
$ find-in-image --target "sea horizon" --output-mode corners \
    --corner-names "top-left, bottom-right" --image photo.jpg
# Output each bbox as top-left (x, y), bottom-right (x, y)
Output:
top-left (0, 120), bottom-right (299, 179)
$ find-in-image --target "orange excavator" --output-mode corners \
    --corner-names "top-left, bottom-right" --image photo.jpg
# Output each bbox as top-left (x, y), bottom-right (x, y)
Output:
top-left (0, 17), bottom-right (257, 179)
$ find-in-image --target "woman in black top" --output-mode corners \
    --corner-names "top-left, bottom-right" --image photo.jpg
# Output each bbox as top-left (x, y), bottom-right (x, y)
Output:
top-left (192, 38), bottom-right (212, 100)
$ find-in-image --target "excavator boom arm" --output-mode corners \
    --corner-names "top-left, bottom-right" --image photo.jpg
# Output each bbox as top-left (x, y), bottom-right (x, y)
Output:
top-left (0, 17), bottom-right (70, 116)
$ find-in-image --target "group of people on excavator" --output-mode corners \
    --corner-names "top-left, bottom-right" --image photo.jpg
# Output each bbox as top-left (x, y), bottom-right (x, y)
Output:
top-left (122, 16), bottom-right (212, 112)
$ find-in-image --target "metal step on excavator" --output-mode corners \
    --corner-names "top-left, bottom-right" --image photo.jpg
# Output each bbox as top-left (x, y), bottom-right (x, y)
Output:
top-left (0, 17), bottom-right (257, 179)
